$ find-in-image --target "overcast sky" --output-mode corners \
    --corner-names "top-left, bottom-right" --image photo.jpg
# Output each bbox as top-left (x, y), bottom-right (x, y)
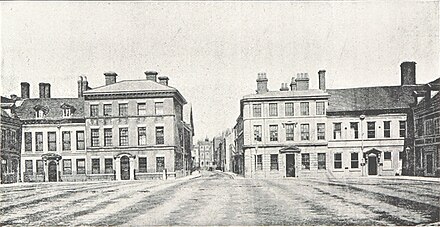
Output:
top-left (1, 1), bottom-right (439, 141)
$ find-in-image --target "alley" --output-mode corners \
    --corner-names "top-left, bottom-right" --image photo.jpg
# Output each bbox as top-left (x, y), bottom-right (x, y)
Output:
top-left (1, 172), bottom-right (439, 226)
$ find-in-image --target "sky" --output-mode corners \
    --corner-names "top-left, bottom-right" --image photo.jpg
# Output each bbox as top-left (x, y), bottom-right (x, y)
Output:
top-left (1, 1), bottom-right (439, 141)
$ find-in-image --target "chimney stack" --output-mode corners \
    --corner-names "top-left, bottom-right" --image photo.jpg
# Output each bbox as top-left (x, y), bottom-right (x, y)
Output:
top-left (145, 71), bottom-right (158, 82)
top-left (44, 83), bottom-right (51, 98)
top-left (78, 76), bottom-right (84, 97)
top-left (21, 82), bottom-right (30, 99)
top-left (280, 83), bottom-right (289, 91)
top-left (290, 77), bottom-right (297, 91)
top-left (39, 83), bottom-right (46, 98)
top-left (400, 61), bottom-right (416, 86)
top-left (158, 76), bottom-right (169, 86)
top-left (318, 70), bottom-right (326, 90)
top-left (256, 73), bottom-right (268, 94)
top-left (295, 73), bottom-right (310, 90)
top-left (104, 71), bottom-right (117, 85)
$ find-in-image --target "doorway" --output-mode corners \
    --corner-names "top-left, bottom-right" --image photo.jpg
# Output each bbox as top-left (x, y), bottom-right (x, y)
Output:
top-left (286, 154), bottom-right (295, 177)
top-left (48, 161), bottom-right (57, 182)
top-left (120, 156), bottom-right (130, 180)
top-left (368, 154), bottom-right (378, 175)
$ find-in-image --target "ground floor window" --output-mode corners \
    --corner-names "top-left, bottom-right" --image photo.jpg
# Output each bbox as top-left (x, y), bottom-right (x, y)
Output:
top-left (139, 157), bottom-right (147, 173)
top-left (351, 152), bottom-right (359, 168)
top-left (156, 157), bottom-right (165, 172)
top-left (104, 158), bottom-right (113, 174)
top-left (63, 159), bottom-right (72, 175)
top-left (334, 153), bottom-right (342, 169)
top-left (25, 160), bottom-right (33, 173)
top-left (36, 160), bottom-right (44, 175)
top-left (383, 151), bottom-right (392, 169)
top-left (318, 153), bottom-right (326, 170)
top-left (92, 158), bottom-right (100, 174)
top-left (301, 153), bottom-right (310, 170)
top-left (77, 159), bottom-right (85, 174)
top-left (256, 155), bottom-right (263, 170)
top-left (270, 154), bottom-right (278, 170)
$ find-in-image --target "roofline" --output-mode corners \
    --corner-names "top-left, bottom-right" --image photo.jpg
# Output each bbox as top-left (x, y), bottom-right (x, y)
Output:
top-left (241, 93), bottom-right (330, 102)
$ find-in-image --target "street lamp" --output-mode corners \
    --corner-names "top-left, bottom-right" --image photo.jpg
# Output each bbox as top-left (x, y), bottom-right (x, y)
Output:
top-left (360, 114), bottom-right (366, 176)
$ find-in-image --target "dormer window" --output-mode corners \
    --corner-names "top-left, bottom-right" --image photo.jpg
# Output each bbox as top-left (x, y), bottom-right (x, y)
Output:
top-left (34, 105), bottom-right (48, 119)
top-left (60, 103), bottom-right (75, 118)
top-left (63, 108), bottom-right (71, 117)
top-left (36, 110), bottom-right (44, 119)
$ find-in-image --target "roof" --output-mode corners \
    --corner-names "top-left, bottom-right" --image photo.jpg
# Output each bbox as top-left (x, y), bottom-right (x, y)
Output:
top-left (84, 79), bottom-right (177, 94)
top-left (327, 85), bottom-right (423, 113)
top-left (1, 96), bottom-right (14, 104)
top-left (15, 98), bottom-right (84, 120)
top-left (243, 89), bottom-right (328, 101)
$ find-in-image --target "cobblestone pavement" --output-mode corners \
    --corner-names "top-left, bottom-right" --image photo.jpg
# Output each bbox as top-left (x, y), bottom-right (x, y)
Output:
top-left (1, 171), bottom-right (439, 226)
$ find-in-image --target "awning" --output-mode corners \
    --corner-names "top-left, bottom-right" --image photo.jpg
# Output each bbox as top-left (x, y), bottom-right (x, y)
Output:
top-left (279, 145), bottom-right (301, 154)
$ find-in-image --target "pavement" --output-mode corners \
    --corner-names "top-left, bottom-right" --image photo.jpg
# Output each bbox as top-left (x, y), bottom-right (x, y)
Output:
top-left (0, 171), bottom-right (438, 226)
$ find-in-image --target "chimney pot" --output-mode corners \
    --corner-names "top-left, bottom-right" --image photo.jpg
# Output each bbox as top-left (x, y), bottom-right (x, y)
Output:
top-left (20, 82), bottom-right (30, 99)
top-left (290, 77), bottom-right (297, 91)
top-left (400, 61), bottom-right (416, 86)
top-left (104, 71), bottom-right (117, 85)
top-left (158, 76), bottom-right (169, 86)
top-left (145, 71), bottom-right (158, 82)
top-left (318, 70), bottom-right (326, 90)
top-left (256, 72), bottom-right (268, 94)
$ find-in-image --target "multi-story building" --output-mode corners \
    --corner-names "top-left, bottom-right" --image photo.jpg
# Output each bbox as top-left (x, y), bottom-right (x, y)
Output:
top-left (238, 62), bottom-right (424, 178)
top-left (233, 116), bottom-right (244, 175)
top-left (224, 129), bottom-right (235, 172)
top-left (412, 77), bottom-right (440, 177)
top-left (83, 71), bottom-right (190, 180)
top-left (195, 138), bottom-right (214, 169)
top-left (1, 96), bottom-right (21, 184)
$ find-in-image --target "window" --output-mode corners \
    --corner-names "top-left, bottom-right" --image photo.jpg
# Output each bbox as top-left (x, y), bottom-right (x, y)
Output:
top-left (25, 132), bottom-right (32, 151)
top-left (316, 102), bottom-right (325, 115)
top-left (317, 123), bottom-right (325, 140)
top-left (104, 128), bottom-right (112, 146)
top-left (139, 157), bottom-right (147, 173)
top-left (76, 159), bottom-right (85, 174)
top-left (399, 121), bottom-right (407, 137)
top-left (300, 124), bottom-right (309, 141)
top-left (36, 110), bottom-right (44, 118)
top-left (137, 103), bottom-right (146, 115)
top-left (1, 129), bottom-right (5, 149)
top-left (62, 131), bottom-right (71, 151)
top-left (367, 122), bottom-right (375, 138)
top-left (119, 128), bottom-right (129, 146)
top-left (253, 125), bottom-right (262, 142)
top-left (36, 160), bottom-right (44, 175)
top-left (105, 158), bottom-right (113, 174)
top-left (351, 153), bottom-right (359, 168)
top-left (155, 102), bottom-right (163, 115)
top-left (48, 132), bottom-right (56, 151)
top-left (253, 104), bottom-right (261, 117)
top-left (300, 102), bottom-right (309, 116)
top-left (269, 125), bottom-right (278, 141)
top-left (63, 108), bottom-right (71, 117)
top-left (138, 127), bottom-right (147, 145)
top-left (384, 151), bottom-right (392, 169)
top-left (156, 157), bottom-right (165, 172)
top-left (91, 129), bottom-right (99, 147)
top-left (301, 153), bottom-right (310, 170)
top-left (285, 102), bottom-right (294, 116)
top-left (25, 160), bottom-right (33, 173)
top-left (90, 104), bottom-right (98, 117)
top-left (156, 126), bottom-right (164, 144)
top-left (103, 104), bottom-right (112, 116)
top-left (384, 151), bottom-right (391, 160)
top-left (334, 153), bottom-right (342, 169)
top-left (350, 122), bottom-right (359, 139)
top-left (256, 155), bottom-right (263, 170)
top-left (63, 159), bottom-right (72, 175)
top-left (333, 123), bottom-right (341, 139)
top-left (318, 153), bottom-right (326, 170)
top-left (384, 121), bottom-right (391, 138)
top-left (11, 130), bottom-right (16, 147)
top-left (416, 118), bottom-right (424, 137)
top-left (270, 154), bottom-right (278, 170)
top-left (36, 132), bottom-right (43, 151)
top-left (76, 131), bottom-right (85, 150)
top-left (119, 103), bottom-right (128, 116)
top-left (269, 103), bottom-right (278, 116)
top-left (92, 158), bottom-right (100, 174)
top-left (435, 119), bottom-right (440, 135)
top-left (286, 124), bottom-right (294, 141)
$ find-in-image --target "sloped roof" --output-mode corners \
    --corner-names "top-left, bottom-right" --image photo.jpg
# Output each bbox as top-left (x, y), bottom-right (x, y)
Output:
top-left (243, 89), bottom-right (328, 100)
top-left (15, 98), bottom-right (84, 120)
top-left (84, 79), bottom-right (177, 94)
top-left (327, 85), bottom-right (423, 113)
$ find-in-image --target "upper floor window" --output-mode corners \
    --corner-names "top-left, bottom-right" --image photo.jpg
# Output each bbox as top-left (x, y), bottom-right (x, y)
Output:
top-left (103, 104), bottom-right (112, 116)
top-left (119, 103), bottom-right (128, 116)
top-left (317, 123), bottom-right (325, 140)
top-left (269, 103), bottom-right (278, 116)
top-left (119, 128), bottom-right (129, 146)
top-left (36, 132), bottom-right (44, 151)
top-left (383, 121), bottom-right (391, 138)
top-left (24, 132), bottom-right (32, 151)
top-left (155, 102), bottom-right (164, 115)
top-left (62, 131), bottom-right (71, 151)
top-left (138, 127), bottom-right (147, 145)
top-left (1, 129), bottom-right (5, 149)
top-left (156, 126), bottom-right (164, 144)
top-left (285, 102), bottom-right (294, 116)
top-left (399, 120), bottom-right (407, 137)
top-left (350, 122), bottom-right (359, 139)
top-left (138, 103), bottom-right (147, 115)
top-left (333, 123), bottom-right (341, 139)
top-left (63, 108), bottom-right (71, 117)
top-left (253, 104), bottom-right (261, 117)
top-left (48, 132), bottom-right (56, 151)
top-left (76, 131), bottom-right (85, 150)
top-left (253, 125), bottom-right (262, 142)
top-left (300, 124), bottom-right (310, 141)
top-left (91, 129), bottom-right (99, 147)
top-left (269, 125), bottom-right (278, 141)
top-left (416, 118), bottom-right (424, 137)
top-left (90, 105), bottom-right (98, 117)
top-left (367, 122), bottom-right (376, 138)
top-left (300, 102), bottom-right (309, 116)
top-left (104, 128), bottom-right (112, 147)
top-left (434, 118), bottom-right (440, 135)
top-left (316, 102), bottom-right (325, 115)
top-left (285, 124), bottom-right (294, 141)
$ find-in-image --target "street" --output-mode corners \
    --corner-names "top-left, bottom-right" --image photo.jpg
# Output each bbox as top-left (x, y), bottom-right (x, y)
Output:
top-left (1, 171), bottom-right (439, 226)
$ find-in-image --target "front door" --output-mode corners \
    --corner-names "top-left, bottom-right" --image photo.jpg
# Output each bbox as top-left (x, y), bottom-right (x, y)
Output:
top-left (368, 155), bottom-right (378, 175)
top-left (426, 153), bottom-right (434, 176)
top-left (286, 154), bottom-right (295, 177)
top-left (48, 161), bottom-right (57, 182)
top-left (120, 156), bottom-right (130, 180)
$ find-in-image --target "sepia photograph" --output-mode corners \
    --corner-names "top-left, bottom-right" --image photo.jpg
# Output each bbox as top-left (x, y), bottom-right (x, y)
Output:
top-left (1, 1), bottom-right (439, 226)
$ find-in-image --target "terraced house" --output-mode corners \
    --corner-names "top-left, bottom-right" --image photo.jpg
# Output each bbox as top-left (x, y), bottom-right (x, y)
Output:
top-left (238, 62), bottom-right (424, 178)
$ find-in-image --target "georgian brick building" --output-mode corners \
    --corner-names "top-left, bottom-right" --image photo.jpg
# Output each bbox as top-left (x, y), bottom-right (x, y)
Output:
top-left (1, 96), bottom-right (21, 184)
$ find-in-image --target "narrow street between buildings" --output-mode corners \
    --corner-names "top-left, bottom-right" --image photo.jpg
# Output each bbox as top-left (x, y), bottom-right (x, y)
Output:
top-left (1, 171), bottom-right (439, 226)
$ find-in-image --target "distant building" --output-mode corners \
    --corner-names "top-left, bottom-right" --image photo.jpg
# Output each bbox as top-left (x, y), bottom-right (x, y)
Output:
top-left (1, 96), bottom-right (21, 184)
top-left (224, 129), bottom-right (235, 172)
top-left (195, 138), bottom-right (214, 169)
top-left (233, 116), bottom-right (244, 175)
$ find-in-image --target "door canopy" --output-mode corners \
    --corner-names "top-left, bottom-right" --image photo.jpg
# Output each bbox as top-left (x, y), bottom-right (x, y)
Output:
top-left (114, 152), bottom-right (136, 159)
top-left (280, 145), bottom-right (301, 154)
top-left (365, 148), bottom-right (382, 156)
top-left (41, 153), bottom-right (62, 161)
